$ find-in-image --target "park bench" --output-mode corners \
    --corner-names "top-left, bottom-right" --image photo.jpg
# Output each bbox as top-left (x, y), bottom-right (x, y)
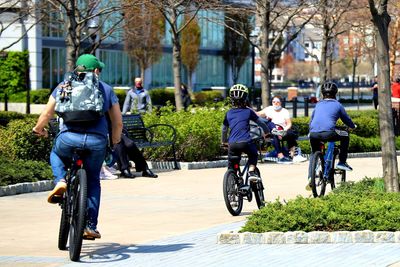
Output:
top-left (122, 114), bottom-right (179, 169)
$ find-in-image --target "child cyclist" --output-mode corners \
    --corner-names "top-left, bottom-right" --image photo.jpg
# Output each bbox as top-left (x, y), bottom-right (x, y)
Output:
top-left (221, 84), bottom-right (269, 181)
top-left (309, 81), bottom-right (356, 172)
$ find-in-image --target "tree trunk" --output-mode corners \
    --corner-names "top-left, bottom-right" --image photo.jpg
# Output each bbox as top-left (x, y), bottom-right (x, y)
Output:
top-left (140, 64), bottom-right (146, 85)
top-left (172, 37), bottom-right (183, 111)
top-left (188, 71), bottom-right (194, 96)
top-left (65, 2), bottom-right (79, 72)
top-left (389, 18), bottom-right (400, 81)
top-left (351, 58), bottom-right (357, 100)
top-left (370, 0), bottom-right (399, 192)
top-left (258, 2), bottom-right (271, 107)
top-left (319, 21), bottom-right (329, 86)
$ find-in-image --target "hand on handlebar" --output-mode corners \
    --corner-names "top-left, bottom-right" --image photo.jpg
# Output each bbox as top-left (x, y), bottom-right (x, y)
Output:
top-left (32, 128), bottom-right (48, 138)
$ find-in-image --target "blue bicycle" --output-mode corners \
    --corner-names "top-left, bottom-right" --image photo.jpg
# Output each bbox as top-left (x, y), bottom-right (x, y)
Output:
top-left (308, 128), bottom-right (348, 197)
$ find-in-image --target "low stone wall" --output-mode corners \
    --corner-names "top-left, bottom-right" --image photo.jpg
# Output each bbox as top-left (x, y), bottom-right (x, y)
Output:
top-left (0, 180), bottom-right (53, 197)
top-left (218, 230), bottom-right (400, 244)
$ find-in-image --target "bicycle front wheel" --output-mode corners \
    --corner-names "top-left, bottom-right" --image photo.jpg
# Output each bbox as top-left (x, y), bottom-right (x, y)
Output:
top-left (310, 151), bottom-right (326, 197)
top-left (58, 195), bottom-right (70, 250)
top-left (251, 167), bottom-right (265, 209)
top-left (69, 169), bottom-right (88, 262)
top-left (223, 170), bottom-right (243, 216)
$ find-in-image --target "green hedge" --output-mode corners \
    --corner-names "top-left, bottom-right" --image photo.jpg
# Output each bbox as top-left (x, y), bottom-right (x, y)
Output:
top-left (0, 157), bottom-right (52, 186)
top-left (0, 117), bottom-right (52, 161)
top-left (241, 178), bottom-right (400, 232)
top-left (143, 104), bottom-right (226, 162)
top-left (6, 89), bottom-right (51, 104)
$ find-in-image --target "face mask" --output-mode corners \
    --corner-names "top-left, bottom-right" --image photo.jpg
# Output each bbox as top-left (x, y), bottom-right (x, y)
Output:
top-left (274, 105), bottom-right (282, 111)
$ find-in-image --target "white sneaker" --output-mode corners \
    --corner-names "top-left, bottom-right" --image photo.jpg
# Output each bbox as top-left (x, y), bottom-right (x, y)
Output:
top-left (293, 154), bottom-right (307, 163)
top-left (105, 166), bottom-right (119, 175)
top-left (100, 167), bottom-right (118, 180)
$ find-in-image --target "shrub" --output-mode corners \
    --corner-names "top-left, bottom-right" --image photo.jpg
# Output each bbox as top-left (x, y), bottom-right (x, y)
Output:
top-left (0, 111), bottom-right (37, 126)
top-left (4, 118), bottom-right (52, 161)
top-left (0, 51), bottom-right (30, 96)
top-left (149, 88), bottom-right (176, 107)
top-left (192, 91), bottom-right (223, 105)
top-left (0, 157), bottom-right (52, 186)
top-left (7, 89), bottom-right (51, 104)
top-left (241, 178), bottom-right (400, 233)
top-left (114, 89), bottom-right (127, 108)
top-left (143, 104), bottom-right (226, 162)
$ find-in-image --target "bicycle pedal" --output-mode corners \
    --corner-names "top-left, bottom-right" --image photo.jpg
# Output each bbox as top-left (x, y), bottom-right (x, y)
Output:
top-left (83, 235), bottom-right (96, 240)
top-left (51, 195), bottom-right (63, 204)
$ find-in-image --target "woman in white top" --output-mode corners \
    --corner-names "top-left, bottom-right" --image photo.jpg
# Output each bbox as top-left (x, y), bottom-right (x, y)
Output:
top-left (257, 95), bottom-right (306, 163)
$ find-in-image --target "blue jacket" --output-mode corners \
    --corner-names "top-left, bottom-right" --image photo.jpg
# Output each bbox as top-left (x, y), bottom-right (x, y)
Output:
top-left (309, 99), bottom-right (355, 133)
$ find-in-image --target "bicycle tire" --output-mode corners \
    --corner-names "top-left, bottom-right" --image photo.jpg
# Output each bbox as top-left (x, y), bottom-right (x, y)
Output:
top-left (69, 169), bottom-right (88, 262)
top-left (251, 167), bottom-right (265, 209)
top-left (58, 195), bottom-right (70, 250)
top-left (223, 169), bottom-right (243, 216)
top-left (310, 151), bottom-right (326, 197)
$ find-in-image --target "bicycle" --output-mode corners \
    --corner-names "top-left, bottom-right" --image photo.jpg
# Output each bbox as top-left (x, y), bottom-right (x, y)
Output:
top-left (46, 120), bottom-right (92, 262)
top-left (223, 126), bottom-right (266, 216)
top-left (308, 127), bottom-right (348, 198)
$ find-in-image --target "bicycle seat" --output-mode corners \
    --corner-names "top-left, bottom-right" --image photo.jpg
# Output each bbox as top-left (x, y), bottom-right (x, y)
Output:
top-left (73, 148), bottom-right (90, 157)
top-left (228, 155), bottom-right (241, 161)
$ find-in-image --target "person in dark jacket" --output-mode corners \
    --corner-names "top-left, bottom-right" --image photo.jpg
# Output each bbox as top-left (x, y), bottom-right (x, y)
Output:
top-left (113, 129), bottom-right (158, 179)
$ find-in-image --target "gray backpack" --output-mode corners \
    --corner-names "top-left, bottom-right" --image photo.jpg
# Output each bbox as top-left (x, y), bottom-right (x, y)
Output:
top-left (55, 71), bottom-right (104, 123)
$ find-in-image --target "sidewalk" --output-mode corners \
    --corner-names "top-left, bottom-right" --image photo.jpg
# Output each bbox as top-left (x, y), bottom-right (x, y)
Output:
top-left (0, 157), bottom-right (400, 266)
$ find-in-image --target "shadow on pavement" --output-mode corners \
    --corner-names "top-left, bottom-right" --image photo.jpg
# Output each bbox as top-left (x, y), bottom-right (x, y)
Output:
top-left (78, 242), bottom-right (194, 263)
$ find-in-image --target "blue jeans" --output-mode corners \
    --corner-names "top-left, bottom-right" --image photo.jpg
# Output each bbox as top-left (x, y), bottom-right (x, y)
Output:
top-left (50, 131), bottom-right (107, 228)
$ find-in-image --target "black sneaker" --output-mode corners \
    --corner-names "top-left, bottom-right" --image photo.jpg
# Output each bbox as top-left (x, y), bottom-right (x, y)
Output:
top-left (142, 169), bottom-right (158, 178)
top-left (336, 162), bottom-right (353, 171)
top-left (121, 169), bottom-right (135, 178)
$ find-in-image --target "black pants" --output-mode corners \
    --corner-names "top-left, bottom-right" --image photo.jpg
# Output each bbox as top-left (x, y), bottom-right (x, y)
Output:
top-left (228, 141), bottom-right (258, 168)
top-left (309, 131), bottom-right (349, 163)
top-left (114, 134), bottom-right (147, 172)
top-left (271, 129), bottom-right (298, 155)
top-left (373, 97), bottom-right (378, 110)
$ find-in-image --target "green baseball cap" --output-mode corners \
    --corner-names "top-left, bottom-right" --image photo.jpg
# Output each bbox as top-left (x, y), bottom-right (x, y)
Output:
top-left (75, 54), bottom-right (105, 71)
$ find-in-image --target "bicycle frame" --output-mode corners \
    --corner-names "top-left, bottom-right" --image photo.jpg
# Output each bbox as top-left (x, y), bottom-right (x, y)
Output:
top-left (322, 141), bottom-right (336, 180)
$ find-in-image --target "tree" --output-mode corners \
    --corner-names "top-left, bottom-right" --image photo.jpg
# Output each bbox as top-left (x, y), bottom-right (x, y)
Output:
top-left (42, 0), bottom-right (124, 71)
top-left (311, 0), bottom-right (355, 86)
top-left (253, 0), bottom-right (317, 107)
top-left (124, 1), bottom-right (165, 83)
top-left (148, 0), bottom-right (214, 111)
top-left (0, 0), bottom-right (45, 52)
top-left (368, 0), bottom-right (399, 192)
top-left (181, 14), bottom-right (201, 94)
top-left (222, 12), bottom-right (251, 85)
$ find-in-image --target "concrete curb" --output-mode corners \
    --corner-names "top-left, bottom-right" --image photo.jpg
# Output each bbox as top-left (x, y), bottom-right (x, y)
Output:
top-left (217, 230), bottom-right (400, 244)
top-left (0, 180), bottom-right (53, 197)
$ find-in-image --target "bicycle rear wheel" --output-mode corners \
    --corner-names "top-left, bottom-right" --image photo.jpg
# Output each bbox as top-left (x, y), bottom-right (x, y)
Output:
top-left (310, 151), bottom-right (326, 197)
top-left (58, 195), bottom-right (70, 250)
top-left (251, 167), bottom-right (265, 209)
top-left (69, 169), bottom-right (88, 262)
top-left (223, 169), bottom-right (243, 216)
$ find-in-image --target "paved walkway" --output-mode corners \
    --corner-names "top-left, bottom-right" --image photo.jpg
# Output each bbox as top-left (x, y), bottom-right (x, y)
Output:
top-left (1, 157), bottom-right (400, 266)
